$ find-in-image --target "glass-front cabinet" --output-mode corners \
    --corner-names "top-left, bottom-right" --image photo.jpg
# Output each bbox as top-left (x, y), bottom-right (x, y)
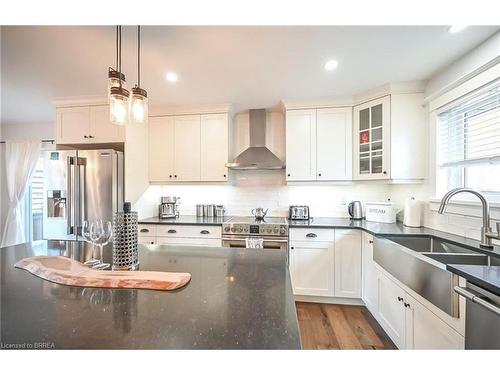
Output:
top-left (353, 96), bottom-right (391, 179)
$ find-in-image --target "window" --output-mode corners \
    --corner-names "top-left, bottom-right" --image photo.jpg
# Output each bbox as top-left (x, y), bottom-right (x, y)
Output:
top-left (437, 80), bottom-right (500, 200)
top-left (22, 154), bottom-right (45, 242)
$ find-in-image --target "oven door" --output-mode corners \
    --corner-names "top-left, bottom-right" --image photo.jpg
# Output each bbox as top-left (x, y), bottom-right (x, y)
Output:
top-left (222, 236), bottom-right (288, 251)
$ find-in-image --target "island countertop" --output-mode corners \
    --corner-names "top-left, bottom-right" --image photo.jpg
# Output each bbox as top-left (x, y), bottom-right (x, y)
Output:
top-left (0, 240), bottom-right (300, 349)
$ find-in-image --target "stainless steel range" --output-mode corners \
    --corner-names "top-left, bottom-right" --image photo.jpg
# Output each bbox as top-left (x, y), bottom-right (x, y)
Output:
top-left (222, 217), bottom-right (289, 251)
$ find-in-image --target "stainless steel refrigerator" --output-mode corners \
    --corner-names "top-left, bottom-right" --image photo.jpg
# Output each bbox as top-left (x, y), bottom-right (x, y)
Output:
top-left (42, 149), bottom-right (124, 241)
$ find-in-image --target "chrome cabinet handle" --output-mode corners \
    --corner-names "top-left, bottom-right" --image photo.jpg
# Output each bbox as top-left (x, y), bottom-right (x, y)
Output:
top-left (306, 233), bottom-right (317, 238)
top-left (140, 229), bottom-right (149, 233)
top-left (200, 230), bottom-right (210, 235)
top-left (369, 240), bottom-right (374, 244)
top-left (454, 286), bottom-right (500, 316)
top-left (167, 229), bottom-right (177, 234)
top-left (397, 296), bottom-right (404, 302)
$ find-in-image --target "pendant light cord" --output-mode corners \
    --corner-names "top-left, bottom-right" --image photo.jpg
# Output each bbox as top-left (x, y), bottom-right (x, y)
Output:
top-left (115, 25), bottom-right (119, 72)
top-left (137, 26), bottom-right (141, 88)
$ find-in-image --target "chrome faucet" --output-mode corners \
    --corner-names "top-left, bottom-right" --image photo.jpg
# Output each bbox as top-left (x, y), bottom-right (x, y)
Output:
top-left (438, 188), bottom-right (500, 249)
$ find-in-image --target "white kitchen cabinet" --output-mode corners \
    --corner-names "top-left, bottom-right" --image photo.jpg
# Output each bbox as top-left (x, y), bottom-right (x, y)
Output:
top-left (353, 96), bottom-right (391, 180)
top-left (285, 109), bottom-right (317, 181)
top-left (174, 115), bottom-right (201, 181)
top-left (200, 113), bottom-right (229, 181)
top-left (353, 93), bottom-right (426, 181)
top-left (334, 229), bottom-right (361, 298)
top-left (286, 107), bottom-right (352, 181)
top-left (361, 232), bottom-right (378, 314)
top-left (138, 236), bottom-right (156, 245)
top-left (316, 107), bottom-right (352, 180)
top-left (138, 224), bottom-right (222, 248)
top-left (404, 294), bottom-right (464, 350)
top-left (149, 116), bottom-right (175, 182)
top-left (377, 271), bottom-right (407, 349)
top-left (56, 105), bottom-right (125, 145)
top-left (289, 241), bottom-right (335, 297)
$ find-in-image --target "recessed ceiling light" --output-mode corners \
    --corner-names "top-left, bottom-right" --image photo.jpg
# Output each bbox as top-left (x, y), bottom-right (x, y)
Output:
top-left (324, 60), bottom-right (339, 71)
top-left (165, 72), bottom-right (178, 82)
top-left (448, 25), bottom-right (468, 34)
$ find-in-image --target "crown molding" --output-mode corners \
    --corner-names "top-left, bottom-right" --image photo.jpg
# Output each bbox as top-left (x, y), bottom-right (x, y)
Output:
top-left (149, 103), bottom-right (234, 117)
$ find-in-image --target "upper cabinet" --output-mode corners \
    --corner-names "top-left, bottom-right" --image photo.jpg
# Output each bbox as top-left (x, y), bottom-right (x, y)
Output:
top-left (149, 112), bottom-right (229, 183)
top-left (286, 107), bottom-right (352, 181)
top-left (56, 105), bottom-right (125, 144)
top-left (353, 93), bottom-right (426, 181)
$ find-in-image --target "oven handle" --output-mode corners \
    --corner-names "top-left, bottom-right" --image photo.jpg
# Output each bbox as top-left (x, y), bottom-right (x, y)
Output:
top-left (222, 237), bottom-right (288, 243)
top-left (454, 286), bottom-right (500, 316)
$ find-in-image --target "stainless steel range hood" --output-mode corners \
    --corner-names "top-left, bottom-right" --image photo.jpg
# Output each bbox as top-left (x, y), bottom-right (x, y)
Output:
top-left (226, 109), bottom-right (285, 170)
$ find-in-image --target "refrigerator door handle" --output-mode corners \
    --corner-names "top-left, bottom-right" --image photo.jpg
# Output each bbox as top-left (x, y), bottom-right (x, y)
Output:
top-left (66, 156), bottom-right (74, 234)
top-left (78, 157), bottom-right (87, 234)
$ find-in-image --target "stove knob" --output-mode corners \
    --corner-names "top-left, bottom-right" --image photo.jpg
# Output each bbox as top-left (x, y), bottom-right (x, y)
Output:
top-left (224, 227), bottom-right (230, 232)
top-left (273, 227), bottom-right (279, 233)
top-left (244, 227), bottom-right (248, 232)
top-left (280, 226), bottom-right (286, 234)
top-left (237, 227), bottom-right (242, 233)
top-left (231, 227), bottom-right (236, 233)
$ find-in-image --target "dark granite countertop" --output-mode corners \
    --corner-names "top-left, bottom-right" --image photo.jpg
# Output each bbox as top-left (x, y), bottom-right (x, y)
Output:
top-left (139, 215), bottom-right (226, 226)
top-left (0, 240), bottom-right (300, 349)
top-left (288, 217), bottom-right (500, 259)
top-left (446, 265), bottom-right (500, 296)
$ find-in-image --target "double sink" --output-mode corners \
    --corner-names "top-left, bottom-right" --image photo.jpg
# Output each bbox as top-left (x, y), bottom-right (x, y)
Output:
top-left (373, 235), bottom-right (499, 318)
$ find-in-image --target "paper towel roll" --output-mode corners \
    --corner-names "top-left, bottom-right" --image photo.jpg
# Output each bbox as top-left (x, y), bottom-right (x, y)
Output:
top-left (404, 197), bottom-right (422, 227)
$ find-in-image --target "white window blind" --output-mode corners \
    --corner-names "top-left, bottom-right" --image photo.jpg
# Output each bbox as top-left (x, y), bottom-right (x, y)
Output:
top-left (438, 80), bottom-right (500, 168)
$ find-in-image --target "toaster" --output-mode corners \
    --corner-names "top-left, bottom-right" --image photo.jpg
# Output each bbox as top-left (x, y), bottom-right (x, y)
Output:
top-left (289, 205), bottom-right (310, 220)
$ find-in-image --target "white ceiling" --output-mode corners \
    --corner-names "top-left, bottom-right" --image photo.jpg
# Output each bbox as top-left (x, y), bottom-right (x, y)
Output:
top-left (1, 25), bottom-right (499, 125)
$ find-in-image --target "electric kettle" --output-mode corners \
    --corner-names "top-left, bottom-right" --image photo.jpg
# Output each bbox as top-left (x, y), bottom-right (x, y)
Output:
top-left (348, 201), bottom-right (363, 220)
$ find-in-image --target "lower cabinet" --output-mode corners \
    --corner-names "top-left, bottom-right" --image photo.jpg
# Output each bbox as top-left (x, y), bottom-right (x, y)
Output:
top-left (289, 241), bottom-right (335, 297)
top-left (138, 224), bottom-right (222, 248)
top-left (361, 232), bottom-right (378, 313)
top-left (289, 228), bottom-right (361, 299)
top-left (375, 268), bottom-right (464, 349)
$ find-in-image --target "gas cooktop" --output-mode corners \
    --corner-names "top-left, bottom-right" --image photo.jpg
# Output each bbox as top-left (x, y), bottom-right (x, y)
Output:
top-left (222, 216), bottom-right (288, 237)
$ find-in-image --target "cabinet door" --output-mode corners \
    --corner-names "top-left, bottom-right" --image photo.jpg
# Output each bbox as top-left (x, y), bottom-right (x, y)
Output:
top-left (200, 113), bottom-right (228, 181)
top-left (353, 96), bottom-right (390, 180)
top-left (405, 294), bottom-right (464, 350)
top-left (138, 236), bottom-right (156, 245)
top-left (334, 229), bottom-right (361, 298)
top-left (90, 105), bottom-right (125, 143)
top-left (289, 241), bottom-right (334, 297)
top-left (56, 107), bottom-right (91, 144)
top-left (362, 232), bottom-right (378, 314)
top-left (285, 109), bottom-right (317, 181)
top-left (377, 271), bottom-right (406, 349)
top-left (149, 116), bottom-right (175, 182)
top-left (316, 107), bottom-right (353, 180)
top-left (174, 115), bottom-right (201, 181)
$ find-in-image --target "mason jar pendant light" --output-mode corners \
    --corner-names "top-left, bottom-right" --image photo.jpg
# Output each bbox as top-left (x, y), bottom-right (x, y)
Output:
top-left (109, 26), bottom-right (130, 126)
top-left (130, 26), bottom-right (148, 125)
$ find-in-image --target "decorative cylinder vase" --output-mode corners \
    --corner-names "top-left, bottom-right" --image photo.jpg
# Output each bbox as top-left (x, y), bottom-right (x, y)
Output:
top-left (112, 202), bottom-right (139, 270)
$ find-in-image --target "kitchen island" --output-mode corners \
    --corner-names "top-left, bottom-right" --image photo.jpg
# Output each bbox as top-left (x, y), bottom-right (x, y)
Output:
top-left (0, 241), bottom-right (300, 349)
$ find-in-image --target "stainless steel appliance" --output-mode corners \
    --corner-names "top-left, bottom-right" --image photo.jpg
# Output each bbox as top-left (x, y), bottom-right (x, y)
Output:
top-left (159, 196), bottom-right (180, 219)
top-left (42, 149), bottom-right (124, 241)
top-left (454, 282), bottom-right (500, 349)
top-left (288, 205), bottom-right (310, 220)
top-left (196, 204), bottom-right (204, 217)
top-left (222, 217), bottom-right (289, 253)
top-left (348, 201), bottom-right (363, 220)
top-left (251, 207), bottom-right (269, 220)
top-left (215, 205), bottom-right (225, 217)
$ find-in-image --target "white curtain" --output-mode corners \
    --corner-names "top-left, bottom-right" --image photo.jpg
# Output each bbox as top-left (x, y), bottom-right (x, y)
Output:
top-left (1, 140), bottom-right (41, 247)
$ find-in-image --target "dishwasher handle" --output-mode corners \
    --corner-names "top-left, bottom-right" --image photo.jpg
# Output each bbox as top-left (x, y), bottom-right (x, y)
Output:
top-left (454, 286), bottom-right (500, 316)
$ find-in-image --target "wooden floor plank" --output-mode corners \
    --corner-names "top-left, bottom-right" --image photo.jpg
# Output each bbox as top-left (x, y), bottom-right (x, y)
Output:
top-left (295, 302), bottom-right (396, 350)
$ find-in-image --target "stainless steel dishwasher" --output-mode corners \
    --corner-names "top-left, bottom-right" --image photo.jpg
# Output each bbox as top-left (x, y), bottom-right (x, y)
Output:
top-left (454, 283), bottom-right (500, 349)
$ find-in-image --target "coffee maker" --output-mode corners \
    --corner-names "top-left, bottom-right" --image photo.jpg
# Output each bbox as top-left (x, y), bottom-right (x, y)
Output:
top-left (159, 196), bottom-right (180, 219)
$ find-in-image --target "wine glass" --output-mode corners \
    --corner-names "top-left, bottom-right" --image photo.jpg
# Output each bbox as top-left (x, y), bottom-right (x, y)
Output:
top-left (82, 220), bottom-right (100, 266)
top-left (92, 220), bottom-right (112, 270)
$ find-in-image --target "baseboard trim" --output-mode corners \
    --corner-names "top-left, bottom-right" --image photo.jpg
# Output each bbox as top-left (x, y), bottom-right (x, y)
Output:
top-left (294, 295), bottom-right (364, 306)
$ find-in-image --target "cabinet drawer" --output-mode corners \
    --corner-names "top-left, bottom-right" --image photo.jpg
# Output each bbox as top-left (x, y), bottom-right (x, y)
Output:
top-left (156, 225), bottom-right (222, 239)
top-left (289, 228), bottom-right (335, 242)
top-left (138, 224), bottom-right (157, 237)
top-left (138, 236), bottom-right (156, 245)
top-left (156, 237), bottom-right (222, 247)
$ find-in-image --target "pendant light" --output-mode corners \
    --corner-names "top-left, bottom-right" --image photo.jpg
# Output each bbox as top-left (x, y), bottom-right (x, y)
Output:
top-left (109, 26), bottom-right (130, 126)
top-left (130, 26), bottom-right (148, 125)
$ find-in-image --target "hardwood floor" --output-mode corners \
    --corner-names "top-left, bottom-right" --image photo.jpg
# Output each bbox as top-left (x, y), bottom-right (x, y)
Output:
top-left (295, 302), bottom-right (397, 350)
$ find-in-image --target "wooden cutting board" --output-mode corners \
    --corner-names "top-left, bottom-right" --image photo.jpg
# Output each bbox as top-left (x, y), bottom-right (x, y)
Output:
top-left (15, 256), bottom-right (191, 291)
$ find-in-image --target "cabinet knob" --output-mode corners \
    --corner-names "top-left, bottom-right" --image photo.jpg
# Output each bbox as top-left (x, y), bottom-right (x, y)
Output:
top-left (404, 302), bottom-right (410, 308)
top-left (290, 246), bottom-right (294, 250)
top-left (318, 173), bottom-right (322, 177)
top-left (223, 174), bottom-right (226, 178)
top-left (369, 240), bottom-right (374, 244)
top-left (89, 135), bottom-right (94, 139)
top-left (397, 296), bottom-right (404, 302)
top-left (174, 175), bottom-right (178, 178)
top-left (383, 171), bottom-right (387, 175)
top-left (169, 175), bottom-right (173, 178)
top-left (287, 174), bottom-right (290, 177)
top-left (83, 135), bottom-right (88, 139)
